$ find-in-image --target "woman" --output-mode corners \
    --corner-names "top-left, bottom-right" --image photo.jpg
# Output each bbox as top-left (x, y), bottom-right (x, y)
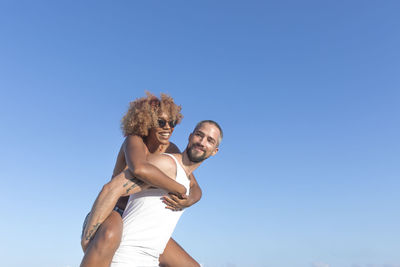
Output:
top-left (80, 92), bottom-right (201, 267)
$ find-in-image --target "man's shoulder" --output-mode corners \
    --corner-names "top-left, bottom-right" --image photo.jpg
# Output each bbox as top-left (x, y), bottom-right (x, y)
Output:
top-left (147, 153), bottom-right (175, 163)
top-left (166, 142), bottom-right (181, 153)
top-left (148, 154), bottom-right (178, 178)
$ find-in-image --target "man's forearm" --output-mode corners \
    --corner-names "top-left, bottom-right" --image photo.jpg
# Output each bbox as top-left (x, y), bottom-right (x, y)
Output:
top-left (82, 170), bottom-right (144, 243)
top-left (188, 182), bottom-right (202, 206)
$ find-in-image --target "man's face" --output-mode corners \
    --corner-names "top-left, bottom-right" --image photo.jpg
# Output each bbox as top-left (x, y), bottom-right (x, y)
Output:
top-left (186, 122), bottom-right (220, 163)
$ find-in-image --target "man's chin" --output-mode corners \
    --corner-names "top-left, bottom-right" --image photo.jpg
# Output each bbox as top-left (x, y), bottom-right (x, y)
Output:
top-left (188, 152), bottom-right (206, 163)
top-left (189, 157), bottom-right (205, 163)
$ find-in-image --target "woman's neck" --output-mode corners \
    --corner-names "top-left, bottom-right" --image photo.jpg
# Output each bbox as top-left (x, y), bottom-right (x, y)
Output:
top-left (145, 138), bottom-right (169, 154)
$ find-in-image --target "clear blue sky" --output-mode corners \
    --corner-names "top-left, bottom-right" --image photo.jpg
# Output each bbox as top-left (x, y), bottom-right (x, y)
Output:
top-left (1, 1), bottom-right (399, 267)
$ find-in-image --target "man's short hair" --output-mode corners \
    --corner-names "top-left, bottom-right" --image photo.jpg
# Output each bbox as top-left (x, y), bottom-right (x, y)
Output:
top-left (193, 120), bottom-right (223, 145)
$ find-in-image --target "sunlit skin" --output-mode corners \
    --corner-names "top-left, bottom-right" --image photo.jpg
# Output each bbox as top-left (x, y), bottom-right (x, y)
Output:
top-left (80, 112), bottom-right (203, 267)
top-left (185, 122), bottom-right (220, 164)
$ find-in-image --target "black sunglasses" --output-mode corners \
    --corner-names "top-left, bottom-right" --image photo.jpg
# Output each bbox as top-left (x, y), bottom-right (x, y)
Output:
top-left (157, 118), bottom-right (177, 128)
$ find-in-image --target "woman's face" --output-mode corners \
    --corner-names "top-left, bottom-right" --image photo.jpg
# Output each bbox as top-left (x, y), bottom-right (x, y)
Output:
top-left (147, 112), bottom-right (176, 145)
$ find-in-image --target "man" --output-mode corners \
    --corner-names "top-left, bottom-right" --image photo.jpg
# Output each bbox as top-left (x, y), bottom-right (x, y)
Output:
top-left (111, 120), bottom-right (223, 267)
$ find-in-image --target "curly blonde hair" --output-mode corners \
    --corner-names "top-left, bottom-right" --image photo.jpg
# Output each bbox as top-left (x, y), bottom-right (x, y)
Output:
top-left (121, 92), bottom-right (183, 137)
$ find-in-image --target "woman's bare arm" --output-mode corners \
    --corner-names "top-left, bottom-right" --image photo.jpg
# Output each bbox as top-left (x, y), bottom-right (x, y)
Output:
top-left (124, 135), bottom-right (186, 195)
top-left (162, 143), bottom-right (203, 211)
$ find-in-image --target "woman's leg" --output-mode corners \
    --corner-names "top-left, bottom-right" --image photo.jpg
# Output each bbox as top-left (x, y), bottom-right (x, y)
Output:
top-left (80, 211), bottom-right (123, 267)
top-left (159, 238), bottom-right (200, 267)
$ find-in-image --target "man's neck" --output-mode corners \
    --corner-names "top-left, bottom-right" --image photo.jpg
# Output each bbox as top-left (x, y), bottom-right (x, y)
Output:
top-left (175, 150), bottom-right (202, 177)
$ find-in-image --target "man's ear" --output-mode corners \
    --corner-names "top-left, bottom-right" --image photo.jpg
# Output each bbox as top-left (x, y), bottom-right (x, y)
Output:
top-left (188, 133), bottom-right (193, 142)
top-left (211, 147), bottom-right (219, 157)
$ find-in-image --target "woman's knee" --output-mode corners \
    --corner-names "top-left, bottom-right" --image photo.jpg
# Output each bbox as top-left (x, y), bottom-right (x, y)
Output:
top-left (94, 213), bottom-right (123, 250)
top-left (98, 225), bottom-right (120, 244)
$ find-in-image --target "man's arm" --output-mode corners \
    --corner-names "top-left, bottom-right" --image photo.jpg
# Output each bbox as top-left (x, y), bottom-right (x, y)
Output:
top-left (162, 173), bottom-right (202, 211)
top-left (188, 173), bottom-right (202, 205)
top-left (81, 169), bottom-right (149, 251)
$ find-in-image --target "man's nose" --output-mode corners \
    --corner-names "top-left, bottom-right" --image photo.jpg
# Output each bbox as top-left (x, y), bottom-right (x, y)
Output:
top-left (199, 137), bottom-right (207, 146)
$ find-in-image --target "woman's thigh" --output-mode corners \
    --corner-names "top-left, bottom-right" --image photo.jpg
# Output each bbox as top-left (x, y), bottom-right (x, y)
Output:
top-left (159, 238), bottom-right (199, 267)
top-left (80, 211), bottom-right (123, 267)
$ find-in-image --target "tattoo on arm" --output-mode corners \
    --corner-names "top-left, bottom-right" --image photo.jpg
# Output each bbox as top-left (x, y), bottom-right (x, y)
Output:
top-left (126, 184), bottom-right (137, 194)
top-left (85, 223), bottom-right (100, 241)
top-left (123, 177), bottom-right (144, 194)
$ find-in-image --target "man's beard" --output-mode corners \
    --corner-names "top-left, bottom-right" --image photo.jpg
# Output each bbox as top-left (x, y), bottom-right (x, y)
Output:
top-left (186, 144), bottom-right (208, 163)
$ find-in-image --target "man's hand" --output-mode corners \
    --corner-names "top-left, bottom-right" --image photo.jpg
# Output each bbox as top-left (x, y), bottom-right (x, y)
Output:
top-left (162, 193), bottom-right (192, 211)
top-left (81, 236), bottom-right (91, 252)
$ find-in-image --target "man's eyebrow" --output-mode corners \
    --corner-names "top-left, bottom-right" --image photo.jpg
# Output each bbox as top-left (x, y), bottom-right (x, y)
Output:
top-left (208, 136), bottom-right (216, 143)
